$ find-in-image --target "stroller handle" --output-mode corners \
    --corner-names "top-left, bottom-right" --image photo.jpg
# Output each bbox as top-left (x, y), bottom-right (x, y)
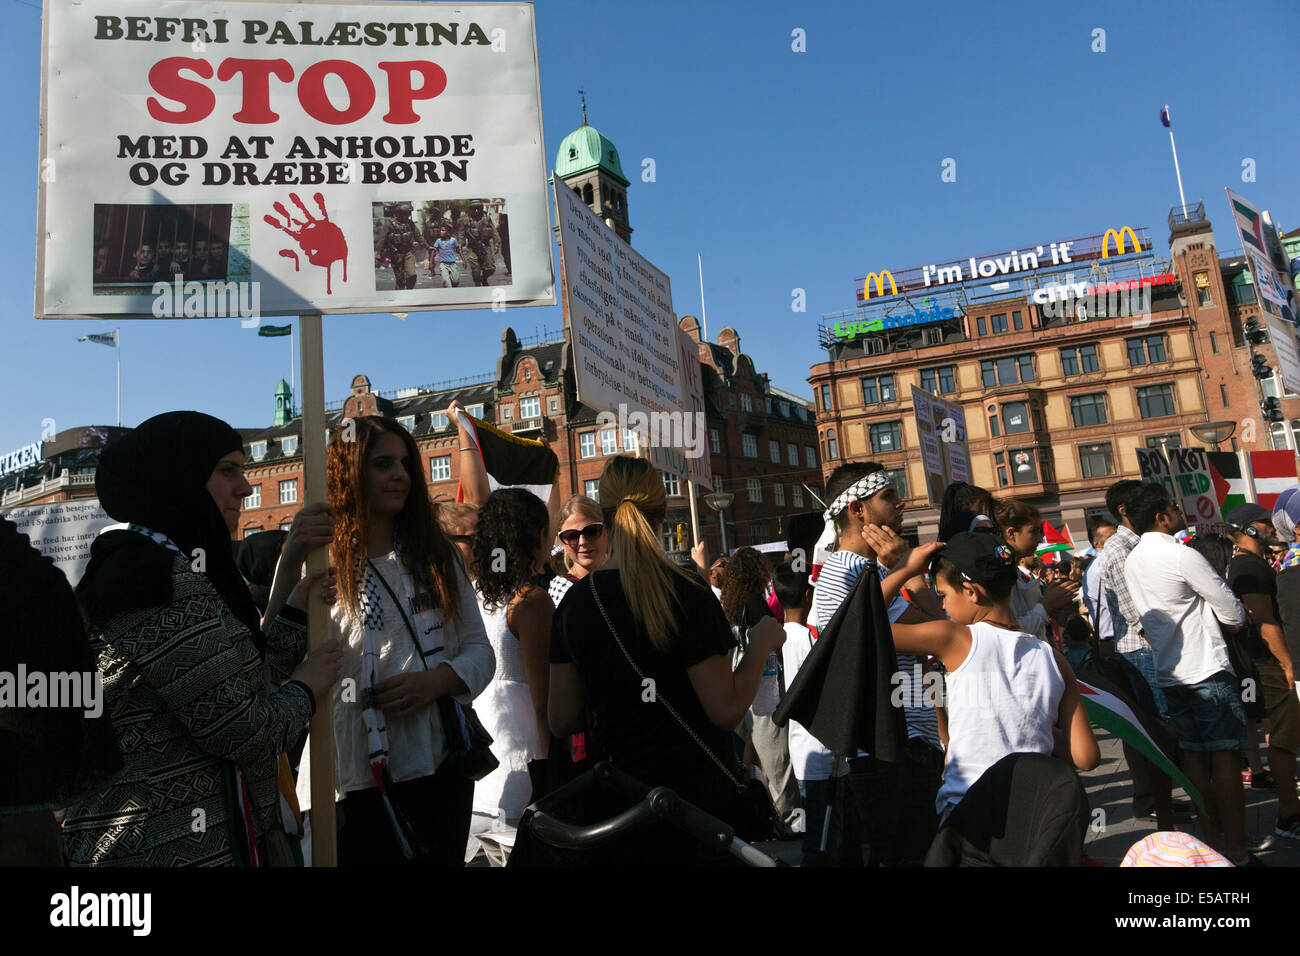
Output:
top-left (522, 762), bottom-right (778, 866)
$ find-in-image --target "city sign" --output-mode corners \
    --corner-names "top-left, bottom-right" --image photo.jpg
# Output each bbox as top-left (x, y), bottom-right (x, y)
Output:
top-left (832, 301), bottom-right (956, 339)
top-left (0, 442), bottom-right (43, 478)
top-left (1029, 272), bottom-right (1176, 304)
top-left (855, 225), bottom-right (1150, 302)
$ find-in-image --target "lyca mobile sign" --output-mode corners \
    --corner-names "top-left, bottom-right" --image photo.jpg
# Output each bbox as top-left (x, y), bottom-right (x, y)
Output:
top-left (834, 302), bottom-right (956, 339)
top-left (0, 442), bottom-right (43, 478)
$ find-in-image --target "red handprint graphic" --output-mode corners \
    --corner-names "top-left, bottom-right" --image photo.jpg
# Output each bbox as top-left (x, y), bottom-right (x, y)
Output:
top-left (264, 192), bottom-right (348, 295)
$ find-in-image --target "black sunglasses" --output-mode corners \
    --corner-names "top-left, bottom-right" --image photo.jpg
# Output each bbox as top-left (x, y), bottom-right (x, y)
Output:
top-left (558, 523), bottom-right (604, 546)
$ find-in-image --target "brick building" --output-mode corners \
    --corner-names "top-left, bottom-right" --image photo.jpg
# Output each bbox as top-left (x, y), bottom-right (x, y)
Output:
top-left (809, 206), bottom-right (1300, 542)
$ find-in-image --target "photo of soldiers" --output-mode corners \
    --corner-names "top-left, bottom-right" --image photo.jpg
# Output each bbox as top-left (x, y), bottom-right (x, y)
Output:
top-left (381, 202), bottom-right (420, 290)
top-left (369, 198), bottom-right (512, 292)
top-left (459, 203), bottom-right (497, 286)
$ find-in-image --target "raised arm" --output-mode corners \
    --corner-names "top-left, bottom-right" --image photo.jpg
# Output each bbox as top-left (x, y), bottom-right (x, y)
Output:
top-left (450, 400), bottom-right (491, 508)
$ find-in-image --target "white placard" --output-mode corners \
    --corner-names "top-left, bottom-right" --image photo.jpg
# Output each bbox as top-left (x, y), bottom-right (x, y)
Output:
top-left (37, 0), bottom-right (554, 317)
top-left (1, 499), bottom-right (113, 584)
top-left (555, 180), bottom-right (683, 422)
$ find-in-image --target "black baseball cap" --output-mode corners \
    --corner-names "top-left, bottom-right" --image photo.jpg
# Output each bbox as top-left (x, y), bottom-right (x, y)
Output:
top-left (931, 532), bottom-right (1019, 589)
top-left (1226, 503), bottom-right (1273, 530)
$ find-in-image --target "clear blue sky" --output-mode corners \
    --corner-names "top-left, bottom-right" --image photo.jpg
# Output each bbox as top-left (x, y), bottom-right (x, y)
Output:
top-left (5, 0), bottom-right (1299, 454)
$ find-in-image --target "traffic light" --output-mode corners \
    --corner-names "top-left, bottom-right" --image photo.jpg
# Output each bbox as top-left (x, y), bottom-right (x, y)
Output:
top-left (1245, 317), bottom-right (1269, 346)
top-left (1262, 397), bottom-right (1284, 423)
top-left (1251, 354), bottom-right (1273, 379)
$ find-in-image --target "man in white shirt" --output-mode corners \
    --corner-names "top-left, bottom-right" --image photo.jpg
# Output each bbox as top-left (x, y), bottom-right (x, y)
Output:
top-left (1123, 483), bottom-right (1251, 864)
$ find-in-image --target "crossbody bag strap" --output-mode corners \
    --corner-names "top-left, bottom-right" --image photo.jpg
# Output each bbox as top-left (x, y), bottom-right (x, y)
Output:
top-left (366, 559), bottom-right (445, 671)
top-left (587, 575), bottom-right (745, 794)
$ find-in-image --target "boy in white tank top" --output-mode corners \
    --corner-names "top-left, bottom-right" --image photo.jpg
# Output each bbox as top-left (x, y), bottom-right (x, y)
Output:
top-left (877, 532), bottom-right (1100, 818)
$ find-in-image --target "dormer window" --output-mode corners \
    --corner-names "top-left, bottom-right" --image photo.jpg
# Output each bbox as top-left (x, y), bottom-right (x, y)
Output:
top-left (250, 440), bottom-right (266, 461)
top-left (398, 415), bottom-right (415, 433)
top-left (281, 435), bottom-right (298, 455)
top-left (568, 146), bottom-right (577, 159)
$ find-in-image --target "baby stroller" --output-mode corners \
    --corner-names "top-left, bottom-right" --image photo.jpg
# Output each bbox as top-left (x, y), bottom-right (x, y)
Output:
top-left (508, 761), bottom-right (780, 867)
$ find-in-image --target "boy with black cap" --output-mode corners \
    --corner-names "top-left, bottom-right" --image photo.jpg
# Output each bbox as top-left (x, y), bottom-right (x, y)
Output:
top-left (880, 533), bottom-right (1099, 819)
top-left (1226, 502), bottom-right (1300, 838)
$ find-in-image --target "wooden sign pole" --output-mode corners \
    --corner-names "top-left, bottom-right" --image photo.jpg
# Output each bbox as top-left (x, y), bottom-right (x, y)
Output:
top-left (299, 312), bottom-right (336, 867)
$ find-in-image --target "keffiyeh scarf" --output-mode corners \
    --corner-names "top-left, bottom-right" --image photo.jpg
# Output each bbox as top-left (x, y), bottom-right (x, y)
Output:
top-left (356, 539), bottom-right (446, 861)
top-left (811, 471), bottom-right (896, 583)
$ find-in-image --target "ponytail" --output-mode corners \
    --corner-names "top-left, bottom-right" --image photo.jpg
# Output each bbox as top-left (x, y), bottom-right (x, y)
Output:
top-left (599, 457), bottom-right (694, 652)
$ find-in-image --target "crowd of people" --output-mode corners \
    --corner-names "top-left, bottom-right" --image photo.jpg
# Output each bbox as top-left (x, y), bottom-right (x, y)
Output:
top-left (6, 405), bottom-right (1300, 868)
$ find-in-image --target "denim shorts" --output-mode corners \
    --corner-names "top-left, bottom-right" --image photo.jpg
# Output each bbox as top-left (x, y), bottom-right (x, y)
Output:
top-left (1162, 671), bottom-right (1248, 752)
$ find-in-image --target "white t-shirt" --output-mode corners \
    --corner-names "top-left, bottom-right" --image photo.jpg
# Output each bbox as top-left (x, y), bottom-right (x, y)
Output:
top-left (781, 621), bottom-right (839, 781)
top-left (936, 621), bottom-right (1064, 814)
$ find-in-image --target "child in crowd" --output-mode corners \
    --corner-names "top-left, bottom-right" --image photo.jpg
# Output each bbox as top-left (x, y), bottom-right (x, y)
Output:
top-left (774, 562), bottom-right (858, 866)
top-left (880, 533), bottom-right (1100, 821)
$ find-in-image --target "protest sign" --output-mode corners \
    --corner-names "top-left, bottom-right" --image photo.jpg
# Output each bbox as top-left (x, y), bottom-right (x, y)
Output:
top-left (1136, 446), bottom-right (1222, 525)
top-left (37, 0), bottom-right (554, 318)
top-left (0, 499), bottom-right (113, 584)
top-left (911, 386), bottom-right (971, 505)
top-left (555, 179), bottom-right (684, 424)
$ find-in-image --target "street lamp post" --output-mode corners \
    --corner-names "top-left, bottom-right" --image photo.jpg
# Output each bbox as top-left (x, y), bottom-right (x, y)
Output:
top-left (1189, 421), bottom-right (1237, 452)
top-left (704, 490), bottom-right (734, 556)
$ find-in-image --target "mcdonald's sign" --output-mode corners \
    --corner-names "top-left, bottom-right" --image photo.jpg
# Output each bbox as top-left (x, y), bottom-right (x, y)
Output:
top-left (863, 270), bottom-right (898, 300)
top-left (1101, 226), bottom-right (1142, 258)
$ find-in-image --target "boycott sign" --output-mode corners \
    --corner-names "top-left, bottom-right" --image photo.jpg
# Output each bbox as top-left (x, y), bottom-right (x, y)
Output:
top-left (555, 181), bottom-right (684, 426)
top-left (0, 499), bottom-right (113, 584)
top-left (911, 386), bottom-right (971, 506)
top-left (37, 1), bottom-right (554, 317)
top-left (1135, 447), bottom-right (1222, 524)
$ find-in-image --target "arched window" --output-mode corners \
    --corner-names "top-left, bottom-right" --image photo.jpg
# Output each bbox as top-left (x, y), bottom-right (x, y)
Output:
top-left (582, 183), bottom-right (594, 204)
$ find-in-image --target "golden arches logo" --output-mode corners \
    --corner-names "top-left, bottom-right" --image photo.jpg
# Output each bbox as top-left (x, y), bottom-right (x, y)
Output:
top-left (863, 270), bottom-right (897, 300)
top-left (1101, 226), bottom-right (1142, 258)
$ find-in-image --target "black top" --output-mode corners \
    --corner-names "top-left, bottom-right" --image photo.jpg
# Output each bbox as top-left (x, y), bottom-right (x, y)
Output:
top-left (1227, 551), bottom-right (1278, 660)
top-left (1277, 566), bottom-right (1300, 668)
top-left (551, 568), bottom-right (740, 818)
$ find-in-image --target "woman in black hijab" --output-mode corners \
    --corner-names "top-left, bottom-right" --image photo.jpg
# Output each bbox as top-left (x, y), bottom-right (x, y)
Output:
top-left (65, 411), bottom-right (342, 866)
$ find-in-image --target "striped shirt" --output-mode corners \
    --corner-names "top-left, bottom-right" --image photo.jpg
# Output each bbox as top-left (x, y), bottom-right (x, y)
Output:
top-left (810, 550), bottom-right (942, 752)
top-left (1100, 525), bottom-right (1146, 653)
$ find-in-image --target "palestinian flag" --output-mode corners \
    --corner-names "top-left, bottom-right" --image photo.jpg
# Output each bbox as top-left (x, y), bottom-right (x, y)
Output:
top-left (1077, 679), bottom-right (1208, 817)
top-left (454, 409), bottom-right (557, 504)
top-left (1036, 519), bottom-right (1075, 556)
top-left (1208, 452), bottom-right (1248, 513)
top-left (1249, 450), bottom-right (1299, 510)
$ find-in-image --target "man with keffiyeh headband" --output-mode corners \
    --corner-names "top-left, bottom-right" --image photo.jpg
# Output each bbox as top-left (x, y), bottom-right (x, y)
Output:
top-left (806, 462), bottom-right (948, 866)
top-left (65, 411), bottom-right (342, 866)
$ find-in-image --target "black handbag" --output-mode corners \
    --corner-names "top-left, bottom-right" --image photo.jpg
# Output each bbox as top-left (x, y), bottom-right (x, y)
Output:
top-left (367, 561), bottom-right (499, 782)
top-left (587, 576), bottom-right (780, 843)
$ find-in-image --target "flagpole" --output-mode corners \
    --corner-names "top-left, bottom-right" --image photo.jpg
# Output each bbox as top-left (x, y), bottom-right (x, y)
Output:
top-left (1165, 105), bottom-right (1189, 219)
top-left (290, 320), bottom-right (296, 414)
top-left (698, 253), bottom-right (708, 343)
top-left (115, 328), bottom-right (121, 427)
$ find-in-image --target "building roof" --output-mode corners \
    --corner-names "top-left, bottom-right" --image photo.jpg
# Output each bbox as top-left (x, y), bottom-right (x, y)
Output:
top-left (555, 124), bottom-right (629, 186)
top-left (500, 339), bottom-right (565, 389)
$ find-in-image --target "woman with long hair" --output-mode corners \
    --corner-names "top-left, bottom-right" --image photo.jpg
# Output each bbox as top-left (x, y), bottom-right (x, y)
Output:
top-left (546, 456), bottom-right (785, 864)
top-left (993, 498), bottom-right (1078, 642)
top-left (720, 547), bottom-right (774, 630)
top-left (548, 494), bottom-right (606, 606)
top-left (66, 412), bottom-right (342, 866)
top-left (469, 489), bottom-right (553, 834)
top-left (297, 415), bottom-right (495, 867)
